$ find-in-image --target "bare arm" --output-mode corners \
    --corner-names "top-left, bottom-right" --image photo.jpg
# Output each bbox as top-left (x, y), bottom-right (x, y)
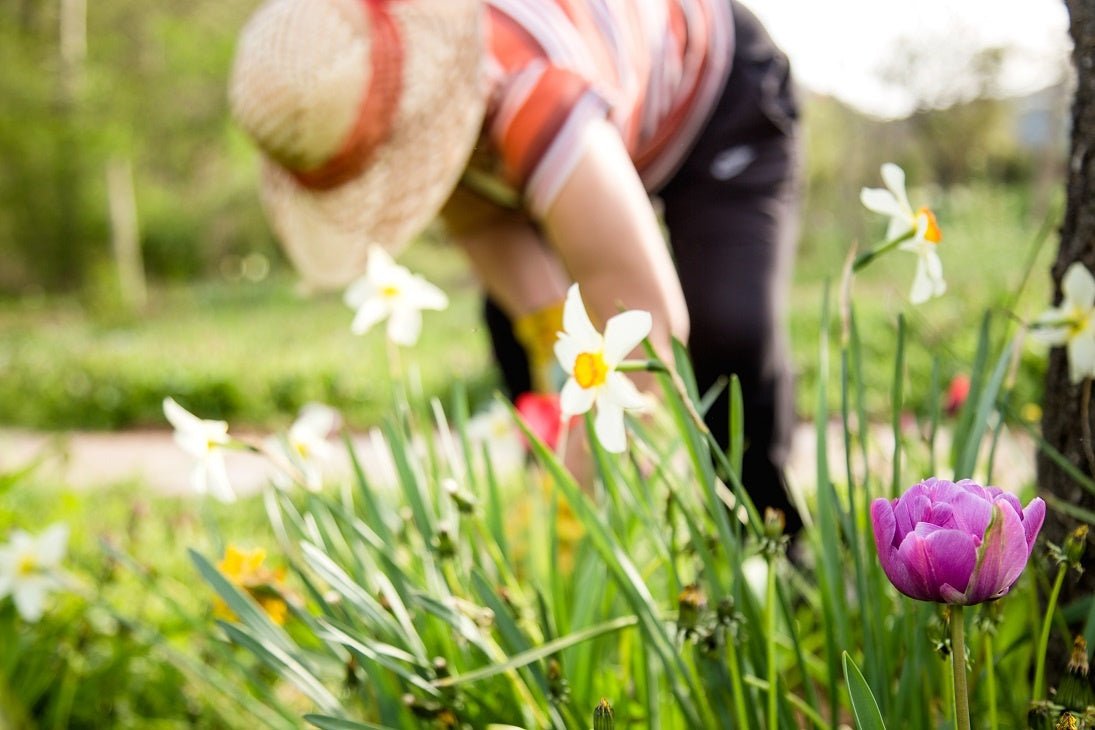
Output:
top-left (541, 117), bottom-right (690, 358)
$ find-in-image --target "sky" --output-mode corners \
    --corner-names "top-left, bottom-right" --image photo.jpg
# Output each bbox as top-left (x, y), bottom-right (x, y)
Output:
top-left (742, 0), bottom-right (1073, 119)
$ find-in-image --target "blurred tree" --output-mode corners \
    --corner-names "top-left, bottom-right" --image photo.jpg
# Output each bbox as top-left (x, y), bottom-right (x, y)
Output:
top-left (0, 0), bottom-right (278, 295)
top-left (1038, 0), bottom-right (1095, 690)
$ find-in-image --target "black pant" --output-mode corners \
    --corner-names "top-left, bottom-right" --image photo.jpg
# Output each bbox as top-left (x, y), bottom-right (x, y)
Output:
top-left (485, 1), bottom-right (803, 534)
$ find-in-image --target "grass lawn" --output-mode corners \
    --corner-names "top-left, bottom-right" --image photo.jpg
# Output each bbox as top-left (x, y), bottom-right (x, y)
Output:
top-left (0, 180), bottom-right (1060, 432)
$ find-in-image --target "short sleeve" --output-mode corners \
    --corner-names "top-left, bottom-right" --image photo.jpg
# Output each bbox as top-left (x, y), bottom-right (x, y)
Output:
top-left (488, 62), bottom-right (610, 218)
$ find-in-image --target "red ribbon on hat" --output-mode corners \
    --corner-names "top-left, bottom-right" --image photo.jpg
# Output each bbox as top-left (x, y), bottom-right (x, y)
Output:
top-left (291, 0), bottom-right (404, 191)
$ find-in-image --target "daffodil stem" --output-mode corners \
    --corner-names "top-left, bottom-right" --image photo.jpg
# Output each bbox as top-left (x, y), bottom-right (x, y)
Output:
top-left (1032, 563), bottom-right (1067, 701)
top-left (951, 605), bottom-right (971, 730)
top-left (616, 359), bottom-right (666, 373)
top-left (852, 228), bottom-right (915, 272)
top-left (725, 634), bottom-right (751, 730)
top-left (766, 552), bottom-right (779, 729)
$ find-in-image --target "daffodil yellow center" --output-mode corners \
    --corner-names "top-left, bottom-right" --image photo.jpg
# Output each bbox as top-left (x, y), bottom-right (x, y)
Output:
top-left (17, 555), bottom-right (36, 576)
top-left (916, 207), bottom-right (942, 244)
top-left (294, 440), bottom-right (310, 459)
top-left (574, 351), bottom-right (608, 389)
top-left (1069, 309), bottom-right (1092, 339)
top-left (381, 285), bottom-right (400, 299)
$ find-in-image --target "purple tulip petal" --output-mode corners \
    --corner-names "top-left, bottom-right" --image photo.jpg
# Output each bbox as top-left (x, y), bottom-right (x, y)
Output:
top-left (893, 492), bottom-right (931, 539)
top-left (950, 489), bottom-right (993, 539)
top-left (1022, 497), bottom-right (1046, 554)
top-left (921, 527), bottom-right (978, 599)
top-left (873, 500), bottom-right (930, 600)
top-left (939, 583), bottom-right (969, 605)
top-left (871, 499), bottom-right (897, 548)
top-left (895, 532), bottom-right (941, 601)
top-left (965, 501), bottom-right (1028, 603)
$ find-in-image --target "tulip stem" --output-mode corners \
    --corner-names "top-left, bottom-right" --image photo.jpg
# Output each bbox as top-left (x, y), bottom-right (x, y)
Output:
top-left (1032, 563), bottom-right (1067, 701)
top-left (984, 631), bottom-right (998, 730)
top-left (950, 605), bottom-right (971, 730)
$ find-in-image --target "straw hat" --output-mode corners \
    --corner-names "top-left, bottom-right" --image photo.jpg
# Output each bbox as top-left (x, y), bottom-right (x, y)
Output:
top-left (229, 0), bottom-right (486, 288)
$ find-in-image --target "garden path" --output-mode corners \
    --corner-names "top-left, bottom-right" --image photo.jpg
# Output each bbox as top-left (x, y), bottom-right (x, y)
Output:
top-left (0, 422), bottom-right (1036, 500)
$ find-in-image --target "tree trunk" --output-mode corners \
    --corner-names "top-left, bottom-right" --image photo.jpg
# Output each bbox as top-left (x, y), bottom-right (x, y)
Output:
top-left (1036, 0), bottom-right (1095, 694)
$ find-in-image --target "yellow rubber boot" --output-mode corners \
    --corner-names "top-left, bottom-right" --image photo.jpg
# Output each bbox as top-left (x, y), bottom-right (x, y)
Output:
top-left (513, 300), bottom-right (565, 393)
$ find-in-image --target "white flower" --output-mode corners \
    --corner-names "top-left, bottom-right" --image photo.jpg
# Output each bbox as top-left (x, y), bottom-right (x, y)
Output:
top-left (267, 403), bottom-right (340, 491)
top-left (860, 163), bottom-right (946, 304)
top-left (466, 401), bottom-right (524, 468)
top-left (554, 284), bottom-right (651, 453)
top-left (0, 524), bottom-right (69, 622)
top-left (163, 397), bottom-right (236, 502)
top-left (1032, 262), bottom-right (1095, 384)
top-left (343, 247), bottom-right (448, 346)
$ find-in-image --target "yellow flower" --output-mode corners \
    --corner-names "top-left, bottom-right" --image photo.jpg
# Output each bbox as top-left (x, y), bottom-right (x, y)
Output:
top-left (214, 544), bottom-right (289, 625)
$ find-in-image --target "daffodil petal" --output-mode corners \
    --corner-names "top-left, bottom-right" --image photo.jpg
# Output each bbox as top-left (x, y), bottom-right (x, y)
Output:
top-left (1031, 305), bottom-right (1072, 345)
top-left (411, 278), bottom-right (449, 311)
top-left (604, 372), bottom-right (647, 411)
top-left (36, 524), bottom-right (68, 568)
top-left (366, 246), bottom-right (396, 278)
top-left (593, 401), bottom-right (628, 453)
top-left (909, 257), bottom-right (934, 305)
top-left (1063, 262), bottom-right (1095, 311)
top-left (343, 276), bottom-right (374, 308)
top-left (205, 454), bottom-right (237, 503)
top-left (603, 310), bottom-right (652, 365)
top-left (563, 284), bottom-right (601, 344)
top-left (13, 579), bottom-right (49, 622)
top-left (554, 334), bottom-right (584, 372)
top-left (388, 307), bottom-right (423, 346)
top-left (1068, 332), bottom-right (1095, 384)
top-left (881, 163), bottom-right (911, 212)
top-left (560, 377), bottom-right (596, 417)
top-left (163, 397), bottom-right (202, 432)
top-left (926, 249), bottom-right (946, 296)
top-left (350, 297), bottom-right (389, 336)
top-left (860, 187), bottom-right (902, 218)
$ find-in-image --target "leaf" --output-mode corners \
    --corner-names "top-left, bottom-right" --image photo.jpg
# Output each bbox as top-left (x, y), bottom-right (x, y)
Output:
top-left (842, 652), bottom-right (888, 730)
top-left (304, 715), bottom-right (396, 730)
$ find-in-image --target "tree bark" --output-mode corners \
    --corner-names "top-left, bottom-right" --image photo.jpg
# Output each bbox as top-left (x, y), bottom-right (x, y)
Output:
top-left (1037, 0), bottom-right (1095, 693)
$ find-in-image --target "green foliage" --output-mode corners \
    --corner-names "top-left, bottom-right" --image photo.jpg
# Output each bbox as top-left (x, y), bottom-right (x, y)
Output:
top-left (0, 243), bottom-right (497, 430)
top-left (0, 474), bottom-right (289, 728)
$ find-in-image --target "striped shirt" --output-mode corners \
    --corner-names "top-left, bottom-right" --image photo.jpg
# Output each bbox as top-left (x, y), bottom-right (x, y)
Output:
top-left (475, 0), bottom-right (734, 217)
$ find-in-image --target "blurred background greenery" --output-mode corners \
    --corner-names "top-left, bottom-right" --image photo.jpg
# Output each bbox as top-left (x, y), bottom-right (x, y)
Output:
top-left (0, 0), bottom-right (1072, 431)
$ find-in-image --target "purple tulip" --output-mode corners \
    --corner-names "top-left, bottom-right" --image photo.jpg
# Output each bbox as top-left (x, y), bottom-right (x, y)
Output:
top-left (871, 478), bottom-right (1045, 605)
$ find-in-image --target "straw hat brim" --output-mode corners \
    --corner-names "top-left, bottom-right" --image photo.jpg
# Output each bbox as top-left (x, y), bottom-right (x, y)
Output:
top-left (256, 1), bottom-right (486, 290)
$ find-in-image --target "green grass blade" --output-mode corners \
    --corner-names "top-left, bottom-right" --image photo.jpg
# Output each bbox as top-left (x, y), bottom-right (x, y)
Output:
top-left (304, 715), bottom-right (397, 730)
top-left (434, 615), bottom-right (638, 688)
top-left (843, 652), bottom-right (888, 730)
top-left (889, 313), bottom-right (906, 499)
top-left (955, 336), bottom-right (1014, 480)
top-left (219, 622), bottom-right (342, 716)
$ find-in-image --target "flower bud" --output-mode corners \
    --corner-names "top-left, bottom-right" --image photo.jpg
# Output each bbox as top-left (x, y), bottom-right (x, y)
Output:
top-left (442, 477), bottom-right (477, 514)
top-left (593, 698), bottom-right (615, 730)
top-left (1065, 525), bottom-right (1088, 574)
top-left (1056, 711), bottom-right (1080, 730)
top-left (1027, 700), bottom-right (1055, 730)
top-left (1056, 636), bottom-right (1095, 711)
top-left (677, 583), bottom-right (707, 637)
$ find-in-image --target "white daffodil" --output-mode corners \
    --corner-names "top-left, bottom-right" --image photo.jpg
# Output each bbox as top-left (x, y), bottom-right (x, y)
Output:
top-left (554, 284), bottom-right (651, 454)
top-left (343, 246), bottom-right (448, 347)
top-left (466, 400), bottom-right (524, 468)
top-left (163, 397), bottom-right (236, 502)
top-left (860, 162), bottom-right (946, 304)
top-left (267, 403), bottom-right (340, 491)
top-left (0, 524), bottom-right (69, 622)
top-left (1032, 262), bottom-right (1095, 384)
